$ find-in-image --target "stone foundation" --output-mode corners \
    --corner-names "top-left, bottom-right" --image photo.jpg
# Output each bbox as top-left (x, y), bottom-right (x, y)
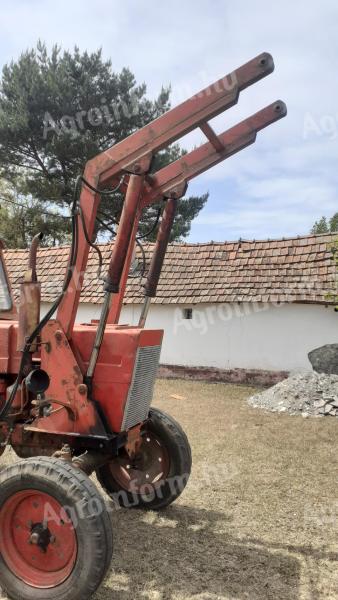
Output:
top-left (158, 364), bottom-right (289, 387)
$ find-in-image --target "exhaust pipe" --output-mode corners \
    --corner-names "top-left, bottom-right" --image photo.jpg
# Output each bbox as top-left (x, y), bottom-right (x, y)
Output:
top-left (17, 233), bottom-right (43, 354)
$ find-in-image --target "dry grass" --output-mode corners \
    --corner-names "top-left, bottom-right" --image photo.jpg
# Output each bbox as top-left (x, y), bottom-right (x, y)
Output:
top-left (3, 379), bottom-right (338, 599)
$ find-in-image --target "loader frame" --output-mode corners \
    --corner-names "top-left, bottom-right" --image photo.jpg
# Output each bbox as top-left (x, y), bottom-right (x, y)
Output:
top-left (0, 52), bottom-right (288, 600)
top-left (0, 52), bottom-right (286, 459)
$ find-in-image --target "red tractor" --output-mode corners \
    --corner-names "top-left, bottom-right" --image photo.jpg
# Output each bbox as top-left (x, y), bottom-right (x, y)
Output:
top-left (0, 53), bottom-right (286, 599)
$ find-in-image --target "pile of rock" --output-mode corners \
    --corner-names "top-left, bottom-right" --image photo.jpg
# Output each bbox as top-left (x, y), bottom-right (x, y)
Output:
top-left (248, 371), bottom-right (338, 417)
top-left (248, 344), bottom-right (338, 417)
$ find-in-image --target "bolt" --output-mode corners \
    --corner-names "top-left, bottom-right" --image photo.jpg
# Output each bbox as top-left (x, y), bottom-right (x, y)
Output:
top-left (29, 532), bottom-right (40, 545)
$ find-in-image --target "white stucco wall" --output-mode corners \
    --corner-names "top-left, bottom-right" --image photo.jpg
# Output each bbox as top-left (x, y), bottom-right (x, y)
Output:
top-left (41, 301), bottom-right (338, 372)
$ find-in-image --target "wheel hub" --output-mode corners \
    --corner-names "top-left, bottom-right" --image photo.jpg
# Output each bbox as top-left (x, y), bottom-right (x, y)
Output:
top-left (0, 490), bottom-right (77, 588)
top-left (29, 522), bottom-right (55, 553)
top-left (109, 431), bottom-right (170, 493)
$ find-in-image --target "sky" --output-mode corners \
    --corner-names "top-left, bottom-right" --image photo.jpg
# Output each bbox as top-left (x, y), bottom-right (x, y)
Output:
top-left (0, 0), bottom-right (337, 242)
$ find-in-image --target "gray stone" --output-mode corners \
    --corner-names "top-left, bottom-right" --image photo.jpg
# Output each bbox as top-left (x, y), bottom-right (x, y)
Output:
top-left (314, 399), bottom-right (327, 408)
top-left (308, 344), bottom-right (338, 375)
top-left (248, 372), bottom-right (338, 418)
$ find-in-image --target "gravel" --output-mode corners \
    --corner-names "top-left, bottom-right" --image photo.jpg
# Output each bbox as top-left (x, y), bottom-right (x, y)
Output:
top-left (248, 371), bottom-right (338, 417)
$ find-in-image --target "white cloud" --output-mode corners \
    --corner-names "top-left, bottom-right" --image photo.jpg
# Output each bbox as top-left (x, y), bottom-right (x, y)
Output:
top-left (0, 0), bottom-right (337, 241)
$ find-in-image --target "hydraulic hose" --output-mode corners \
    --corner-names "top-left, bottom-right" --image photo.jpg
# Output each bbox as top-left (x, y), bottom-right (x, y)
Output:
top-left (0, 177), bottom-right (81, 421)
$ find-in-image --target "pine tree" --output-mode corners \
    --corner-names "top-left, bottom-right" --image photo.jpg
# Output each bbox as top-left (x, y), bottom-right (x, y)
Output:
top-left (0, 180), bottom-right (70, 248)
top-left (0, 42), bottom-right (208, 244)
top-left (311, 214), bottom-right (338, 234)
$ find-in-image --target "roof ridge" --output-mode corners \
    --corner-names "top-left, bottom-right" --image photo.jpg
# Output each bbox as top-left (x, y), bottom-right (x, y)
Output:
top-left (3, 231), bottom-right (337, 255)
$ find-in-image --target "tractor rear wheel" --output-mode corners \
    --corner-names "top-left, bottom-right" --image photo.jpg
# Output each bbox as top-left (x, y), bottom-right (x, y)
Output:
top-left (96, 408), bottom-right (192, 510)
top-left (0, 457), bottom-right (113, 600)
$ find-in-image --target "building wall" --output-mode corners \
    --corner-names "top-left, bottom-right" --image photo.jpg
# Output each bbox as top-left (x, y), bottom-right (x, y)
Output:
top-left (41, 301), bottom-right (338, 372)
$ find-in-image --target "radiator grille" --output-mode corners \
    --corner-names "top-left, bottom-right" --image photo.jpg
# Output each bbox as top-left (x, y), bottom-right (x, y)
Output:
top-left (121, 345), bottom-right (162, 430)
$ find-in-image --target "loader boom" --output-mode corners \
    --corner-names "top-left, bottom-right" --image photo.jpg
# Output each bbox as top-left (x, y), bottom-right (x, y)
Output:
top-left (0, 53), bottom-right (287, 600)
top-left (56, 53), bottom-right (286, 337)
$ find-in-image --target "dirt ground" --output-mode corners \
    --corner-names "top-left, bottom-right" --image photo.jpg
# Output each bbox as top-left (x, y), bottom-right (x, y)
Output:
top-left (2, 379), bottom-right (338, 599)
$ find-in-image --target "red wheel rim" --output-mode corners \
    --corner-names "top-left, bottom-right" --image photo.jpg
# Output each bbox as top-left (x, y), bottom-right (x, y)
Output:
top-left (109, 432), bottom-right (170, 494)
top-left (0, 490), bottom-right (77, 588)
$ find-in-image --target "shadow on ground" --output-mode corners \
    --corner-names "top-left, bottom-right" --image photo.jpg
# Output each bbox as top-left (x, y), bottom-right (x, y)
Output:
top-left (98, 503), bottom-right (302, 600)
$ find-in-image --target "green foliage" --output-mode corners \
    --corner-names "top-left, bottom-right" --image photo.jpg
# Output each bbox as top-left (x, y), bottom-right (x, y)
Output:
top-left (0, 42), bottom-right (208, 244)
top-left (311, 213), bottom-right (338, 234)
top-left (330, 213), bottom-right (338, 232)
top-left (326, 238), bottom-right (338, 309)
top-left (0, 180), bottom-right (70, 248)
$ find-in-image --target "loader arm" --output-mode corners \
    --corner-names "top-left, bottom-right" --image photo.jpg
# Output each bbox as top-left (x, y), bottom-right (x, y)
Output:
top-left (0, 55), bottom-right (289, 599)
top-left (141, 101), bottom-right (286, 208)
top-left (56, 52), bottom-right (280, 337)
top-left (54, 54), bottom-right (287, 401)
top-left (106, 100), bottom-right (286, 323)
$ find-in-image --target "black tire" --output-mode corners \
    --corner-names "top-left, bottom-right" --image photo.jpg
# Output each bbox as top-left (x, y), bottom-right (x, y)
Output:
top-left (97, 407), bottom-right (192, 510)
top-left (12, 445), bottom-right (54, 458)
top-left (0, 457), bottom-right (113, 600)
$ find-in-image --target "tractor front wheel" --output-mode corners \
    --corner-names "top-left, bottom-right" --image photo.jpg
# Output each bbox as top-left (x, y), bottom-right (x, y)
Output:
top-left (97, 408), bottom-right (192, 510)
top-left (0, 457), bottom-right (113, 600)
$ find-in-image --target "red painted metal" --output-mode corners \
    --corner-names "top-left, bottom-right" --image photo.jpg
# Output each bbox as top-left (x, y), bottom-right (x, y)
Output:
top-left (72, 324), bottom-right (163, 432)
top-left (142, 101), bottom-right (287, 208)
top-left (106, 174), bottom-right (145, 293)
top-left (85, 52), bottom-right (274, 186)
top-left (56, 183), bottom-right (100, 338)
top-left (0, 54), bottom-right (287, 594)
top-left (0, 321), bottom-right (21, 373)
top-left (200, 122), bottom-right (225, 152)
top-left (56, 54), bottom-right (278, 339)
top-left (0, 54), bottom-right (286, 465)
top-left (110, 102), bottom-right (286, 320)
top-left (107, 204), bottom-right (142, 324)
top-left (0, 489), bottom-right (77, 587)
top-left (34, 321), bottom-right (106, 436)
top-left (144, 198), bottom-right (177, 298)
top-left (17, 283), bottom-right (40, 354)
top-left (17, 233), bottom-right (43, 353)
top-left (107, 431), bottom-right (170, 493)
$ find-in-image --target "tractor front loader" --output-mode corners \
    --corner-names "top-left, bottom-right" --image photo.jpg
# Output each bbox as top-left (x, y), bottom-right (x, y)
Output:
top-left (0, 53), bottom-right (286, 600)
